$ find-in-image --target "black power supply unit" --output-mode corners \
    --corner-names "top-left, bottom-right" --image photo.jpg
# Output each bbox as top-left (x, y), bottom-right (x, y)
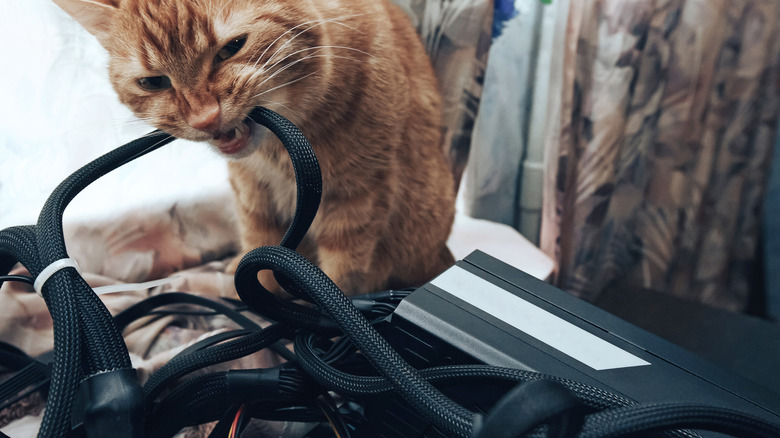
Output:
top-left (364, 250), bottom-right (780, 437)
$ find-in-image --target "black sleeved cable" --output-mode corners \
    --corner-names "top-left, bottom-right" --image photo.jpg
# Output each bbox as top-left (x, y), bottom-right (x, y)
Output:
top-left (235, 246), bottom-right (476, 438)
top-left (0, 106), bottom-right (322, 437)
top-left (293, 333), bottom-right (632, 411)
top-left (234, 108), bottom-right (334, 329)
top-left (471, 380), bottom-right (585, 438)
top-left (0, 225), bottom-right (83, 438)
top-left (114, 292), bottom-right (297, 361)
top-left (578, 403), bottom-right (780, 438)
top-left (146, 372), bottom-right (231, 438)
top-left (36, 129), bottom-right (174, 374)
top-left (147, 364), bottom-right (320, 437)
top-left (246, 107), bottom-right (321, 252)
top-left (36, 131), bottom-right (173, 438)
top-left (0, 106), bottom-right (329, 437)
top-left (1, 130), bottom-right (173, 438)
top-left (142, 323), bottom-right (291, 405)
top-left (113, 292), bottom-right (262, 332)
top-left (230, 110), bottom-right (487, 437)
top-left (295, 334), bottom-right (780, 437)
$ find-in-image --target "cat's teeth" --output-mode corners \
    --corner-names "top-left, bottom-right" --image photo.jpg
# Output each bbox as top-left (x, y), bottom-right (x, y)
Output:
top-left (234, 126), bottom-right (244, 140)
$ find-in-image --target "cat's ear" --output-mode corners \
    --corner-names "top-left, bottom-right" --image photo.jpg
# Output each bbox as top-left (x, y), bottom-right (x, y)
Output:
top-left (53, 0), bottom-right (117, 47)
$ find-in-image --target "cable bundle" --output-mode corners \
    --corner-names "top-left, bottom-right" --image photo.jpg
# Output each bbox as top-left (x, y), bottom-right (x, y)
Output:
top-left (0, 130), bottom-right (174, 438)
top-left (1, 107), bottom-right (779, 438)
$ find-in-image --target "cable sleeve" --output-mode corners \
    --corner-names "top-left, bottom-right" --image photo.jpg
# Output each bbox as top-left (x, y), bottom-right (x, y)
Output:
top-left (234, 107), bottom-right (329, 325)
top-left (0, 130), bottom-right (172, 437)
top-left (293, 334), bottom-right (632, 411)
top-left (579, 403), bottom-right (780, 438)
top-left (236, 246), bottom-right (475, 437)
top-left (142, 323), bottom-right (291, 405)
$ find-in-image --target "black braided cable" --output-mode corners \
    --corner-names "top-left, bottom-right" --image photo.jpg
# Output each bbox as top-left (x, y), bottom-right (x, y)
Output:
top-left (293, 334), bottom-right (633, 411)
top-left (247, 107), bottom-right (321, 251)
top-left (142, 323), bottom-right (291, 405)
top-left (235, 110), bottom-right (477, 436)
top-left (146, 372), bottom-right (231, 438)
top-left (113, 292), bottom-right (262, 332)
top-left (472, 379), bottom-right (585, 438)
top-left (0, 108), bottom-right (321, 436)
top-left (34, 131), bottom-right (173, 438)
top-left (234, 108), bottom-right (330, 325)
top-left (234, 246), bottom-right (475, 437)
top-left (579, 403), bottom-right (780, 438)
top-left (1, 130), bottom-right (173, 437)
top-left (0, 226), bottom-right (82, 438)
top-left (37, 130), bottom-right (174, 373)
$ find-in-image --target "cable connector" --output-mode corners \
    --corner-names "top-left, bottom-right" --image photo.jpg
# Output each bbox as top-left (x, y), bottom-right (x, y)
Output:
top-left (73, 368), bottom-right (145, 438)
top-left (227, 364), bottom-right (320, 404)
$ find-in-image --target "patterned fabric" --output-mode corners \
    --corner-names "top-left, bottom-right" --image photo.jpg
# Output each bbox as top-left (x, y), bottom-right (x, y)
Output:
top-left (0, 198), bottom-right (288, 437)
top-left (0, 1), bottom-right (494, 436)
top-left (395, 0), bottom-right (494, 187)
top-left (540, 0), bottom-right (780, 310)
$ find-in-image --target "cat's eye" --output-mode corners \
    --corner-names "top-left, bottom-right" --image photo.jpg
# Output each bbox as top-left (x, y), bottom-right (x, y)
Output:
top-left (137, 76), bottom-right (172, 92)
top-left (214, 36), bottom-right (247, 64)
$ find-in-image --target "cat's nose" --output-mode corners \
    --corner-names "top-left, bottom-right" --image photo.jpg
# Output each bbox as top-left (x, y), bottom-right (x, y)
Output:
top-left (187, 104), bottom-right (222, 133)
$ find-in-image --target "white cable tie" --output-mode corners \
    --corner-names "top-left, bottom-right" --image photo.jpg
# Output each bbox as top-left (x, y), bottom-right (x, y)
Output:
top-left (34, 258), bottom-right (82, 296)
top-left (92, 276), bottom-right (178, 296)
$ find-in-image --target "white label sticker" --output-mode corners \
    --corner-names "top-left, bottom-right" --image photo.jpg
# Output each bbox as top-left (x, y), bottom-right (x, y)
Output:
top-left (429, 266), bottom-right (651, 371)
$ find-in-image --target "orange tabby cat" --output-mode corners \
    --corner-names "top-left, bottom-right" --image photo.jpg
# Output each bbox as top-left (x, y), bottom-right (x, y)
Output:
top-left (54, 0), bottom-right (456, 295)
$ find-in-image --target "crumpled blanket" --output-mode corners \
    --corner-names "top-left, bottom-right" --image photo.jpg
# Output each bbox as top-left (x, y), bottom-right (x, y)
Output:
top-left (0, 195), bottom-right (290, 437)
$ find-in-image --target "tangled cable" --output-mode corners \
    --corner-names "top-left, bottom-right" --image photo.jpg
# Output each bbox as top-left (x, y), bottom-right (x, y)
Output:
top-left (3, 106), bottom-right (780, 438)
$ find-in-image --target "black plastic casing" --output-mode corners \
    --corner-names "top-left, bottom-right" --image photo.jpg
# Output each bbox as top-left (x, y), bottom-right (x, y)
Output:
top-left (362, 251), bottom-right (780, 438)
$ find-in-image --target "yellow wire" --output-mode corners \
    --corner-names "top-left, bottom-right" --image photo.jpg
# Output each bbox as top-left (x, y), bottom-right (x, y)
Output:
top-left (228, 404), bottom-right (246, 438)
top-left (320, 405), bottom-right (343, 438)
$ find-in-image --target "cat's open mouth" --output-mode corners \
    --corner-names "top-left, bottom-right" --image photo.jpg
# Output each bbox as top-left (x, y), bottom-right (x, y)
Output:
top-left (211, 121), bottom-right (252, 155)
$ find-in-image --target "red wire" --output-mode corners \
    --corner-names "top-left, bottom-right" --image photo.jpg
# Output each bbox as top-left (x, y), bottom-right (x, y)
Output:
top-left (228, 404), bottom-right (246, 438)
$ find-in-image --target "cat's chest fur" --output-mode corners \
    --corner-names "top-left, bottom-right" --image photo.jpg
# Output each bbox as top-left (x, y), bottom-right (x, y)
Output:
top-left (229, 138), bottom-right (298, 224)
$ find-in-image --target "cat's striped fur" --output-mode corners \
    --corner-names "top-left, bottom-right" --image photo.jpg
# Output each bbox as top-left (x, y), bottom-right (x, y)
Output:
top-left (54, 0), bottom-right (456, 295)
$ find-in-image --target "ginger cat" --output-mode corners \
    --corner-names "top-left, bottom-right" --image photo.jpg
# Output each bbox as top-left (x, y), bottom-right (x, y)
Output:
top-left (54, 0), bottom-right (456, 296)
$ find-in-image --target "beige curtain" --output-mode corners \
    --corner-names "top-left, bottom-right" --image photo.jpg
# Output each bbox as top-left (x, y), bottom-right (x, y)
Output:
top-left (395, 0), bottom-right (494, 188)
top-left (540, 0), bottom-right (780, 311)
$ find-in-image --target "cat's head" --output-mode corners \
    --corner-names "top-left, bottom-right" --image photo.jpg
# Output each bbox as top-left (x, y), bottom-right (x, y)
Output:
top-left (54, 0), bottom-right (328, 159)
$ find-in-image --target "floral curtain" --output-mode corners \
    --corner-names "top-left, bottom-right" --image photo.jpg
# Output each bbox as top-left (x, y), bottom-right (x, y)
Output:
top-left (540, 0), bottom-right (780, 310)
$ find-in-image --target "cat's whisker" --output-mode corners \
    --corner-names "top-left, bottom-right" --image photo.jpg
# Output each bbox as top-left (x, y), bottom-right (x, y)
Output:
top-left (261, 46), bottom-right (326, 74)
top-left (255, 14), bottom-right (368, 72)
top-left (251, 18), bottom-right (331, 72)
top-left (249, 54), bottom-right (327, 89)
top-left (263, 45), bottom-right (375, 75)
top-left (250, 71), bottom-right (319, 100)
top-left (255, 99), bottom-right (305, 122)
top-left (250, 53), bottom-right (364, 93)
top-left (60, 117), bottom-right (157, 135)
top-left (258, 23), bottom-right (328, 72)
